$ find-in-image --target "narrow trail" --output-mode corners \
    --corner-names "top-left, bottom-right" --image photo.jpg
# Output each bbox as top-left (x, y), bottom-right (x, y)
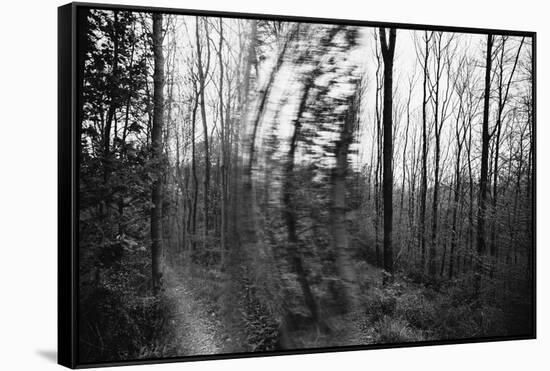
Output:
top-left (163, 267), bottom-right (223, 356)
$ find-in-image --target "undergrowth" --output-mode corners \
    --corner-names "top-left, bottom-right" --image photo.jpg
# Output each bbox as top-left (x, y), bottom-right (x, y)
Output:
top-left (360, 272), bottom-right (518, 344)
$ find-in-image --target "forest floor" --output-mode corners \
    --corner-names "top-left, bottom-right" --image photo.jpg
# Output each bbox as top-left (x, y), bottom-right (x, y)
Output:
top-left (159, 261), bottom-right (525, 356)
top-left (163, 266), bottom-right (225, 356)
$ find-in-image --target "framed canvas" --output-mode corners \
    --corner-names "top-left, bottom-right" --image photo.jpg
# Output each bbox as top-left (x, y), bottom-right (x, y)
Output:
top-left (58, 2), bottom-right (536, 368)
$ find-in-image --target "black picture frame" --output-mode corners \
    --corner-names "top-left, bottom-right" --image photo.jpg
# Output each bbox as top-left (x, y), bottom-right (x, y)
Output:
top-left (58, 2), bottom-right (536, 368)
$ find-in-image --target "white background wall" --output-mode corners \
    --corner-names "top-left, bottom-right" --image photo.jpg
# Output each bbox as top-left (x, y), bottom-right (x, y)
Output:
top-left (0, 0), bottom-right (546, 369)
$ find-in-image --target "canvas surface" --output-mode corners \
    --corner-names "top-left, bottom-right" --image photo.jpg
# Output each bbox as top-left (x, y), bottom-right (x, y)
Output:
top-left (73, 4), bottom-right (535, 365)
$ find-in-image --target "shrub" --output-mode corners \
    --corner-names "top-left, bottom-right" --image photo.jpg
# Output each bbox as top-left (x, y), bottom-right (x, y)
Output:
top-left (373, 316), bottom-right (424, 343)
top-left (78, 285), bottom-right (169, 363)
top-left (363, 287), bottom-right (397, 323)
top-left (435, 303), bottom-right (480, 339)
top-left (394, 290), bottom-right (438, 330)
top-left (242, 293), bottom-right (280, 351)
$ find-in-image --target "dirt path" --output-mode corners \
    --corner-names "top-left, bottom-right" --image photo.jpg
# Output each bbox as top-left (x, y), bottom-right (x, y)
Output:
top-left (164, 267), bottom-right (222, 356)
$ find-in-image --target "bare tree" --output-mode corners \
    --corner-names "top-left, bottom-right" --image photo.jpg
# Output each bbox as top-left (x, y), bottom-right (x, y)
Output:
top-left (196, 17), bottom-right (212, 244)
top-left (416, 31), bottom-right (432, 273)
top-left (489, 36), bottom-right (524, 263)
top-left (428, 33), bottom-right (456, 277)
top-left (379, 27), bottom-right (397, 279)
top-left (476, 34), bottom-right (493, 293)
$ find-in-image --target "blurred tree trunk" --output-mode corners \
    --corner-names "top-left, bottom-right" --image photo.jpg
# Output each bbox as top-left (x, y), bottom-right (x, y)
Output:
top-left (235, 19), bottom-right (292, 347)
top-left (247, 26), bottom-right (296, 172)
top-left (330, 88), bottom-right (361, 311)
top-left (221, 20), bottom-right (257, 346)
top-left (283, 79), bottom-right (320, 323)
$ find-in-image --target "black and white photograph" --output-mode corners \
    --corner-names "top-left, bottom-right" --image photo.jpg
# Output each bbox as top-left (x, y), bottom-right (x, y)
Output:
top-left (67, 3), bottom-right (535, 366)
top-left (4, 0), bottom-right (550, 370)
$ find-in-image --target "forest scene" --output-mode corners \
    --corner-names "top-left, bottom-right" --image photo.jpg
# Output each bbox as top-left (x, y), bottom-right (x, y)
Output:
top-left (77, 7), bottom-right (534, 363)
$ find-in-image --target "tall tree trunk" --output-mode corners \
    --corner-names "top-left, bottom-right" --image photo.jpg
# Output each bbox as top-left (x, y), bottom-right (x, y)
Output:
top-left (489, 37), bottom-right (506, 265)
top-left (100, 11), bottom-right (119, 223)
top-left (196, 18), bottom-right (211, 244)
top-left (379, 28), bottom-right (396, 280)
top-left (408, 131), bottom-right (419, 263)
top-left (373, 36), bottom-right (382, 267)
top-left (117, 23), bottom-right (137, 236)
top-left (429, 36), bottom-right (443, 278)
top-left (449, 117), bottom-right (465, 279)
top-left (191, 90), bottom-right (199, 260)
top-left (476, 34), bottom-right (493, 293)
top-left (440, 178), bottom-right (454, 277)
top-left (419, 31), bottom-right (431, 273)
top-left (103, 11), bottom-right (119, 158)
top-left (218, 19), bottom-right (227, 269)
top-left (151, 13), bottom-right (165, 294)
top-left (400, 77), bottom-right (413, 221)
top-left (466, 116), bottom-right (475, 274)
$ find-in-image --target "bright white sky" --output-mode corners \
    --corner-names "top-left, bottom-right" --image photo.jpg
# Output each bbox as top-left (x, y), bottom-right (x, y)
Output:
top-left (153, 13), bottom-right (531, 188)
